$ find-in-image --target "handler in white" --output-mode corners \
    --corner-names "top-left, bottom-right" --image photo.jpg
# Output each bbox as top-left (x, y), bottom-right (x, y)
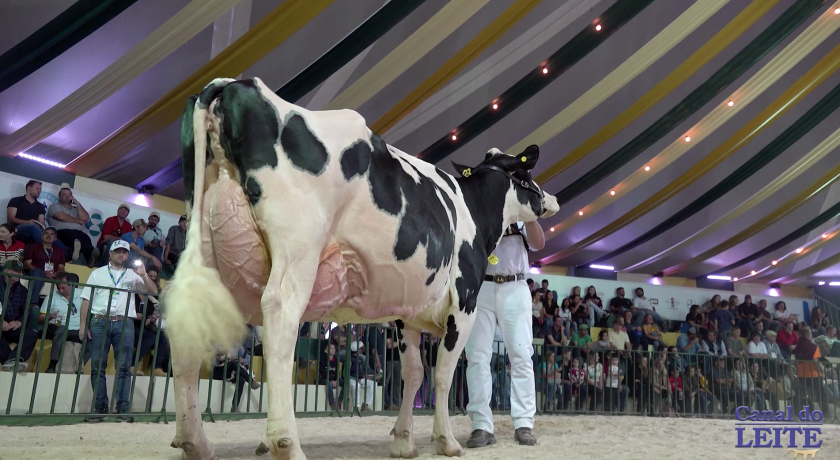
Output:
top-left (465, 221), bottom-right (545, 447)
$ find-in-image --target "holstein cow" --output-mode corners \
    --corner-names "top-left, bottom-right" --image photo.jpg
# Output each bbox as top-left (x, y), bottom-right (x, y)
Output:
top-left (164, 77), bottom-right (559, 460)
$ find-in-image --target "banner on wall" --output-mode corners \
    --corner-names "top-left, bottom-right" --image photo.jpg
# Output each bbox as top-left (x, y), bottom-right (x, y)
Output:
top-left (533, 274), bottom-right (811, 322)
top-left (1, 171), bottom-right (182, 248)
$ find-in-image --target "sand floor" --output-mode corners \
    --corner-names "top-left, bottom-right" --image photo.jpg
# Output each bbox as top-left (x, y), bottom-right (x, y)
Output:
top-left (1, 414), bottom-right (838, 460)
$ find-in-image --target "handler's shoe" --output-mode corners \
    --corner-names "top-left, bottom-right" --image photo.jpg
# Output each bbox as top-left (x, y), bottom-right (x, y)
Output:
top-left (514, 428), bottom-right (537, 446)
top-left (466, 429), bottom-right (496, 448)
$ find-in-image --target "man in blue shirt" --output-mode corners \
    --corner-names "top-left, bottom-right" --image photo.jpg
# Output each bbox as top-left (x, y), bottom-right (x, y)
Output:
top-left (120, 219), bottom-right (161, 269)
top-left (676, 327), bottom-right (703, 368)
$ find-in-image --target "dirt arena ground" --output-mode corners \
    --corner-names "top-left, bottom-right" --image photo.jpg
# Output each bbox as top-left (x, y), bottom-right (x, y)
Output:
top-left (2, 414), bottom-right (838, 460)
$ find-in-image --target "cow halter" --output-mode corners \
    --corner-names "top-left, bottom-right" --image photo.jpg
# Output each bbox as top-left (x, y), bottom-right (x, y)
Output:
top-left (466, 164), bottom-right (549, 218)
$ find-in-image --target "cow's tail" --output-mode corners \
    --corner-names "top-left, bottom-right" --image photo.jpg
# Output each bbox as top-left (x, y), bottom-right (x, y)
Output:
top-left (164, 79), bottom-right (245, 363)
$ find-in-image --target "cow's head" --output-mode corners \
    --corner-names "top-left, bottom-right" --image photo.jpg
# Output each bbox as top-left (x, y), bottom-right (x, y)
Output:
top-left (452, 145), bottom-right (559, 222)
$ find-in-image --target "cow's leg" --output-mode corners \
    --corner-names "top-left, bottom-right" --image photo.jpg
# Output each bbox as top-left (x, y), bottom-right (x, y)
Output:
top-left (256, 256), bottom-right (320, 460)
top-left (170, 347), bottom-right (215, 459)
top-left (390, 324), bottom-right (423, 459)
top-left (430, 311), bottom-right (474, 457)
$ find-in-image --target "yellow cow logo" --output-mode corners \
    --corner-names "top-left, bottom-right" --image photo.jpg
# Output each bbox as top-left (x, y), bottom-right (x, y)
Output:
top-left (787, 448), bottom-right (819, 460)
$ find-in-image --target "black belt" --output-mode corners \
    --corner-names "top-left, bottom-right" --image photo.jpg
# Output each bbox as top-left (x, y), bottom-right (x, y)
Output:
top-left (484, 274), bottom-right (525, 284)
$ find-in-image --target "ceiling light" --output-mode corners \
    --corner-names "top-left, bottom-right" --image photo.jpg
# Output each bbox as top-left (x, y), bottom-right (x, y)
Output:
top-left (492, 103), bottom-right (498, 110)
top-left (644, 166), bottom-right (650, 171)
top-left (542, 68), bottom-right (548, 74)
top-left (18, 153), bottom-right (66, 169)
top-left (835, 7), bottom-right (840, 14)
top-left (595, 24), bottom-right (602, 31)
top-left (685, 136), bottom-right (691, 142)
top-left (578, 211), bottom-right (583, 216)
top-left (733, 277), bottom-right (738, 282)
top-left (550, 227), bottom-right (554, 232)
top-left (707, 275), bottom-right (731, 281)
top-left (819, 281), bottom-right (825, 285)
top-left (830, 281), bottom-right (840, 286)
top-left (822, 233), bottom-right (828, 238)
top-left (772, 260), bottom-right (777, 265)
top-left (795, 248), bottom-right (803, 254)
top-left (727, 100), bottom-right (734, 107)
top-left (610, 190), bottom-right (615, 195)
top-left (589, 264), bottom-right (614, 271)
top-left (451, 134), bottom-right (457, 141)
top-left (751, 270), bottom-right (756, 275)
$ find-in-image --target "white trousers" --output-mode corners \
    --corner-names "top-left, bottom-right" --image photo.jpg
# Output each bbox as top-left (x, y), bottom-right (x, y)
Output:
top-left (465, 280), bottom-right (535, 432)
top-left (350, 378), bottom-right (375, 408)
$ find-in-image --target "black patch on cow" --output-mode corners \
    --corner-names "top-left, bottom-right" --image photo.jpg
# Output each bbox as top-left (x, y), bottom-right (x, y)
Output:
top-left (398, 342), bottom-right (407, 354)
top-left (180, 94), bottom-right (199, 207)
top-left (435, 168), bottom-right (457, 194)
top-left (198, 79), bottom-right (232, 108)
top-left (280, 112), bottom-right (329, 175)
top-left (443, 315), bottom-right (459, 352)
top-left (245, 176), bottom-right (263, 206)
top-left (454, 240), bottom-right (484, 315)
top-left (214, 80), bottom-right (280, 189)
top-left (339, 134), bottom-right (456, 273)
top-left (394, 320), bottom-right (406, 353)
top-left (425, 272), bottom-right (436, 286)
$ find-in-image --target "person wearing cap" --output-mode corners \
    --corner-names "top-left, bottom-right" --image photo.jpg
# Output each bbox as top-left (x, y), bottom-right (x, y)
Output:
top-left (22, 225), bottom-right (66, 307)
top-left (47, 183), bottom-right (93, 264)
top-left (163, 215), bottom-right (187, 269)
top-left (36, 271), bottom-right (85, 373)
top-left (348, 340), bottom-right (377, 411)
top-left (676, 326), bottom-right (702, 368)
top-left (78, 239), bottom-right (158, 422)
top-left (144, 212), bottom-right (164, 263)
top-left (120, 219), bottom-right (161, 269)
top-left (94, 203), bottom-right (132, 267)
top-left (0, 260), bottom-right (39, 372)
top-left (464, 221), bottom-right (544, 448)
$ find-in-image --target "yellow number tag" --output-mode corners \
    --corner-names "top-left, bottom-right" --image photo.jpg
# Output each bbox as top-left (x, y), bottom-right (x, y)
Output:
top-left (488, 254), bottom-right (499, 265)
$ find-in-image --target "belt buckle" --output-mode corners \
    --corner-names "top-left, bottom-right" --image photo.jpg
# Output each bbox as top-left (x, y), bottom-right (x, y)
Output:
top-left (493, 275), bottom-right (506, 284)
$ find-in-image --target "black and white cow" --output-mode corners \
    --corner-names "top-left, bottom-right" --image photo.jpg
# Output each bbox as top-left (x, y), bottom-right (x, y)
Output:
top-left (164, 77), bottom-right (559, 460)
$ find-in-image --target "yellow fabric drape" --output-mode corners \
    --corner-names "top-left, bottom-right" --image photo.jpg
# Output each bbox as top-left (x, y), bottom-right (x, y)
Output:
top-left (540, 41), bottom-right (840, 265)
top-left (69, 0), bottom-right (335, 176)
top-left (0, 0), bottom-right (244, 159)
top-left (325, 0), bottom-right (493, 111)
top-left (532, 0), bottom-right (780, 184)
top-left (370, 0), bottom-right (543, 134)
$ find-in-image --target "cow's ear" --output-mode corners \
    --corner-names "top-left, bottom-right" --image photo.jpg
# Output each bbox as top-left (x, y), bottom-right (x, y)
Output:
top-left (451, 161), bottom-right (474, 177)
top-left (515, 144), bottom-right (539, 170)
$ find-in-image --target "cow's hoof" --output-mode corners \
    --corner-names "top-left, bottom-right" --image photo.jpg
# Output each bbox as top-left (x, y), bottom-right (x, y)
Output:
top-left (435, 436), bottom-right (465, 457)
top-left (256, 442), bottom-right (271, 456)
top-left (389, 437), bottom-right (418, 458)
top-left (261, 436), bottom-right (306, 460)
top-left (171, 437), bottom-right (217, 460)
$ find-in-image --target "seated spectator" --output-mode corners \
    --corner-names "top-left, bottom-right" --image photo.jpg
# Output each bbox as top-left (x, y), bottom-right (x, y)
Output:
top-left (608, 287), bottom-right (632, 321)
top-left (709, 300), bottom-right (735, 338)
top-left (632, 287), bottom-right (662, 327)
top-left (725, 326), bottom-right (745, 358)
top-left (603, 353), bottom-right (625, 412)
top-left (212, 347), bottom-right (261, 413)
top-left (538, 350), bottom-right (561, 411)
top-left (700, 328), bottom-right (727, 374)
top-left (584, 286), bottom-right (608, 327)
top-left (761, 330), bottom-right (785, 380)
top-left (541, 291), bottom-right (559, 328)
top-left (570, 323), bottom-right (591, 350)
top-left (641, 313), bottom-right (664, 351)
top-left (749, 360), bottom-right (778, 412)
top-left (676, 327), bottom-right (702, 367)
top-left (132, 267), bottom-right (169, 377)
top-left (570, 355), bottom-right (586, 411)
top-left (809, 307), bottom-right (829, 337)
top-left (622, 311), bottom-right (643, 350)
top-left (122, 219), bottom-right (161, 269)
top-left (685, 304), bottom-right (706, 336)
top-left (163, 216), bottom-right (187, 270)
top-left (737, 295), bottom-right (759, 337)
top-left (557, 348), bottom-right (576, 410)
top-left (814, 325), bottom-right (839, 358)
top-left (746, 332), bottom-right (768, 358)
top-left (144, 212), bottom-right (165, 263)
top-left (319, 342), bottom-right (339, 410)
top-left (711, 357), bottom-right (736, 414)
top-left (756, 299), bottom-right (781, 333)
top-left (0, 260), bottom-right (39, 372)
top-left (539, 315), bottom-right (568, 348)
top-left (633, 355), bottom-right (652, 414)
top-left (94, 203), bottom-right (132, 267)
top-left (772, 301), bottom-right (798, 325)
top-left (47, 184), bottom-right (93, 264)
top-left (651, 357), bottom-right (672, 416)
top-left (531, 292), bottom-right (543, 335)
top-left (37, 272), bottom-right (84, 373)
top-left (732, 359), bottom-right (752, 409)
top-left (607, 317), bottom-right (632, 351)
top-left (5, 180), bottom-right (67, 252)
top-left (594, 330), bottom-right (613, 350)
top-left (776, 321), bottom-right (798, 359)
top-left (23, 226), bottom-right (65, 305)
top-left (685, 365), bottom-right (713, 415)
top-left (0, 223), bottom-right (25, 265)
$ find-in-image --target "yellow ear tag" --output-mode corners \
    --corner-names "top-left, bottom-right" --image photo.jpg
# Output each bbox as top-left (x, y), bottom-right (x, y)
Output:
top-left (521, 156), bottom-right (527, 162)
top-left (488, 254), bottom-right (499, 265)
top-left (462, 168), bottom-right (471, 177)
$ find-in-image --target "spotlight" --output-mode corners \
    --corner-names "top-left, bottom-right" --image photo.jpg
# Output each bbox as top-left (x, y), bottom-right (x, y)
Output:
top-left (595, 24), bottom-right (602, 31)
top-left (610, 190), bottom-right (615, 196)
top-left (550, 227), bottom-right (555, 232)
top-left (733, 277), bottom-right (738, 282)
top-left (795, 248), bottom-right (803, 254)
top-left (727, 100), bottom-right (734, 107)
top-left (137, 186), bottom-right (155, 196)
top-left (492, 103), bottom-right (498, 110)
top-left (589, 264), bottom-right (614, 271)
top-left (772, 260), bottom-right (777, 265)
top-left (542, 68), bottom-right (548, 74)
top-left (685, 136), bottom-right (691, 142)
top-left (751, 270), bottom-right (756, 275)
top-left (578, 211), bottom-right (583, 216)
top-left (644, 166), bottom-right (650, 171)
top-left (819, 281), bottom-right (825, 286)
top-left (707, 275), bottom-right (731, 281)
top-left (451, 134), bottom-right (457, 141)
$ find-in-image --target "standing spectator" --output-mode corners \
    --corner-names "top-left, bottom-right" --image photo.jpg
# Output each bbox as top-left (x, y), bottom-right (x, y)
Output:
top-left (633, 355), bottom-right (652, 414)
top-left (632, 287), bottom-right (662, 327)
top-left (0, 223), bottom-right (25, 265)
top-left (78, 240), bottom-right (157, 422)
top-left (163, 215), bottom-right (187, 269)
top-left (36, 271), bottom-right (83, 373)
top-left (537, 350), bottom-right (560, 412)
top-left (603, 354), bottom-right (625, 412)
top-left (702, 295), bottom-right (721, 314)
top-left (348, 341), bottom-right (377, 411)
top-left (711, 357), bottom-right (736, 414)
top-left (383, 321), bottom-right (402, 411)
top-left (144, 212), bottom-right (165, 263)
top-left (47, 184), bottom-right (93, 264)
top-left (685, 365), bottom-right (713, 415)
top-left (121, 219), bottom-right (161, 269)
top-left (0, 260), bottom-right (39, 372)
top-left (584, 352), bottom-right (603, 411)
top-left (22, 226), bottom-right (65, 305)
top-left (94, 204), bottom-right (132, 267)
top-left (132, 267), bottom-right (169, 377)
top-left (756, 299), bottom-right (780, 333)
top-left (710, 301), bottom-right (735, 338)
top-left (319, 342), bottom-right (339, 410)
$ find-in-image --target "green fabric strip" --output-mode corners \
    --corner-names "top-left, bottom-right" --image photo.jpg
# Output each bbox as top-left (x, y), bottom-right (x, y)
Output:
top-left (554, 0), bottom-right (829, 206)
top-left (708, 199), bottom-right (840, 277)
top-left (587, 78), bottom-right (840, 267)
top-left (0, 0), bottom-right (139, 93)
top-left (417, 0), bottom-right (655, 164)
